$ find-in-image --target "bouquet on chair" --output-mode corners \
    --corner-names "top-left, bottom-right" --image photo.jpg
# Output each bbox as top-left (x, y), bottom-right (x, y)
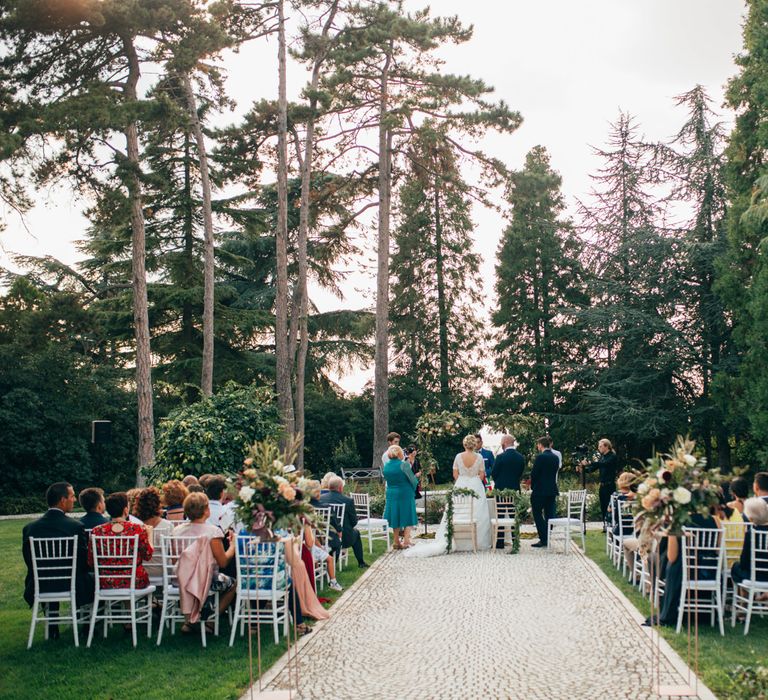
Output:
top-left (229, 436), bottom-right (315, 537)
top-left (634, 435), bottom-right (721, 554)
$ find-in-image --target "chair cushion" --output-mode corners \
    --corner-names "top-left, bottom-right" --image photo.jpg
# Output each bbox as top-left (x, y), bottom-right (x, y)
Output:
top-left (97, 585), bottom-right (156, 599)
top-left (356, 518), bottom-right (388, 528)
top-left (740, 579), bottom-right (768, 590)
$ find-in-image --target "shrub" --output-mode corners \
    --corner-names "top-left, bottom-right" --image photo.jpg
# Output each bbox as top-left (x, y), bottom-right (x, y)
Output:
top-left (0, 495), bottom-right (48, 516)
top-left (728, 666), bottom-right (768, 700)
top-left (146, 383), bottom-right (280, 483)
top-left (331, 436), bottom-right (361, 475)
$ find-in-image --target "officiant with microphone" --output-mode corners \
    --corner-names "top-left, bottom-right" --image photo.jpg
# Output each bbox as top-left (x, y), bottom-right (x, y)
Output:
top-left (578, 438), bottom-right (617, 531)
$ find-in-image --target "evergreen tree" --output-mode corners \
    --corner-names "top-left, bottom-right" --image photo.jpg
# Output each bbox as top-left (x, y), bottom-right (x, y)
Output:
top-left (390, 124), bottom-right (483, 410)
top-left (577, 114), bottom-right (684, 456)
top-left (491, 146), bottom-right (589, 424)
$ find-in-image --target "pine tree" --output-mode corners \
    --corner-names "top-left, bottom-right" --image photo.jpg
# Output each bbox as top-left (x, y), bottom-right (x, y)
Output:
top-left (577, 114), bottom-right (685, 456)
top-left (390, 124), bottom-right (483, 410)
top-left (492, 146), bottom-right (589, 424)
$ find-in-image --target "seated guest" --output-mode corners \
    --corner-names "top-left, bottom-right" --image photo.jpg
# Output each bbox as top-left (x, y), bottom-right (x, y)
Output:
top-left (319, 476), bottom-right (368, 568)
top-left (79, 487), bottom-right (109, 529)
top-left (174, 493), bottom-right (236, 629)
top-left (161, 480), bottom-right (188, 521)
top-left (727, 477), bottom-right (750, 516)
top-left (731, 497), bottom-right (768, 586)
top-left (125, 488), bottom-right (144, 525)
top-left (23, 482), bottom-right (94, 637)
top-left (205, 475), bottom-right (235, 533)
top-left (88, 492), bottom-right (153, 590)
top-left (134, 487), bottom-right (174, 581)
top-left (188, 484), bottom-right (204, 494)
top-left (182, 475), bottom-right (199, 488)
top-left (648, 510), bottom-right (720, 627)
top-left (198, 473), bottom-right (214, 490)
top-left (307, 481), bottom-right (342, 591)
top-left (319, 472), bottom-right (337, 493)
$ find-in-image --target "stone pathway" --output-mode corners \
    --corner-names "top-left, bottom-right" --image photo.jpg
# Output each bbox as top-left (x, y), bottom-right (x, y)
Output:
top-left (257, 542), bottom-right (714, 700)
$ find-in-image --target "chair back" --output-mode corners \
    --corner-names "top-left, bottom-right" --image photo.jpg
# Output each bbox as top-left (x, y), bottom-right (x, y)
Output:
top-left (160, 534), bottom-right (205, 589)
top-left (451, 494), bottom-right (475, 522)
top-left (617, 499), bottom-right (635, 538)
top-left (749, 527), bottom-right (768, 583)
top-left (171, 520), bottom-right (190, 528)
top-left (328, 502), bottom-right (346, 527)
top-left (234, 536), bottom-right (286, 593)
top-left (608, 493), bottom-right (617, 530)
top-left (681, 527), bottom-right (724, 585)
top-left (313, 507), bottom-right (332, 543)
top-left (567, 490), bottom-right (587, 520)
top-left (91, 534), bottom-right (140, 591)
top-left (351, 492), bottom-right (370, 520)
top-left (29, 536), bottom-right (78, 597)
top-left (494, 496), bottom-right (516, 520)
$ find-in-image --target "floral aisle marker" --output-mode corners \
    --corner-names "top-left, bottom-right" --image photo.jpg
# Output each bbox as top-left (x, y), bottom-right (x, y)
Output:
top-left (230, 436), bottom-right (315, 537)
top-left (634, 435), bottom-right (722, 554)
top-left (445, 487), bottom-right (478, 553)
top-left (488, 489), bottom-right (527, 554)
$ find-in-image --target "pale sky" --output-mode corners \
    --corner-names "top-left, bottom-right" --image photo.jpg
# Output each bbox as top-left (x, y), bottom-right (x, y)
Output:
top-left (0, 0), bottom-right (746, 393)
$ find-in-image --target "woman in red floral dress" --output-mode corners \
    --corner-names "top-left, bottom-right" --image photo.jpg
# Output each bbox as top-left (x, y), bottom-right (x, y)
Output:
top-left (88, 492), bottom-right (153, 589)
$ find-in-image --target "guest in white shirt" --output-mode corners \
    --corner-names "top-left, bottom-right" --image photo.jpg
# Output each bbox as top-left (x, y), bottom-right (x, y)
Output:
top-left (381, 431), bottom-right (401, 464)
top-left (205, 476), bottom-right (235, 533)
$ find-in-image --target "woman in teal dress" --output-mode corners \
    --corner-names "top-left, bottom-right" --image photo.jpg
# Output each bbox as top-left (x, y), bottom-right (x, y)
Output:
top-left (383, 445), bottom-right (420, 549)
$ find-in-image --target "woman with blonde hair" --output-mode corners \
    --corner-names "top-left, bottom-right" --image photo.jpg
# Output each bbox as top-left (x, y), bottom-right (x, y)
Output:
top-left (383, 444), bottom-right (419, 549)
top-left (579, 438), bottom-right (618, 531)
top-left (406, 434), bottom-right (492, 557)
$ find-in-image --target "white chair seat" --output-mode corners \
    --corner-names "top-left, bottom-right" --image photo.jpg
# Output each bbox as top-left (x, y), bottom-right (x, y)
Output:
top-left (739, 579), bottom-right (768, 589)
top-left (37, 591), bottom-right (74, 601)
top-left (356, 518), bottom-right (387, 527)
top-left (98, 585), bottom-right (156, 599)
top-left (491, 518), bottom-right (516, 525)
top-left (549, 517), bottom-right (581, 526)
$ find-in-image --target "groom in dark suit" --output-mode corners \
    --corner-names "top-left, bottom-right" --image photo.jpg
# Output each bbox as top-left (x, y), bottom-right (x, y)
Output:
top-left (491, 434), bottom-right (526, 549)
top-left (530, 436), bottom-right (560, 548)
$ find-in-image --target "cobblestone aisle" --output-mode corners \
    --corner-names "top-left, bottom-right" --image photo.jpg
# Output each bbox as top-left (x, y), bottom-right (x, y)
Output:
top-left (263, 543), bottom-right (707, 700)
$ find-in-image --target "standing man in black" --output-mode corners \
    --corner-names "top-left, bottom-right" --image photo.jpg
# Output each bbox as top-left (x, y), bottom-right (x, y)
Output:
top-left (491, 434), bottom-right (526, 549)
top-left (579, 438), bottom-right (618, 531)
top-left (22, 482), bottom-right (94, 639)
top-left (530, 436), bottom-right (559, 548)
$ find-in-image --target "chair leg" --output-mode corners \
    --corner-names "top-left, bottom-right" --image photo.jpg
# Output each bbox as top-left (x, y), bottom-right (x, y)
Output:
top-left (228, 598), bottom-right (240, 647)
top-left (157, 597), bottom-right (168, 645)
top-left (368, 529), bottom-right (373, 554)
top-left (200, 613), bottom-right (207, 649)
top-left (87, 599), bottom-right (99, 648)
top-left (129, 598), bottom-right (137, 647)
top-left (27, 601), bottom-right (39, 649)
top-left (71, 596), bottom-right (79, 648)
top-left (675, 589), bottom-right (686, 634)
top-left (745, 590), bottom-right (755, 635)
top-left (146, 596), bottom-right (153, 639)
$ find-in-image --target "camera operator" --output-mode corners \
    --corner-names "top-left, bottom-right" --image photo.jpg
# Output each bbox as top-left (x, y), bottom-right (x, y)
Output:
top-left (577, 438), bottom-right (618, 531)
top-left (404, 445), bottom-right (422, 499)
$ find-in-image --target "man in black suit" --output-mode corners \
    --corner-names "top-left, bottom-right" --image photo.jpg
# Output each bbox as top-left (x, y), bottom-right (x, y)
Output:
top-left (319, 476), bottom-right (368, 568)
top-left (754, 472), bottom-right (768, 503)
top-left (530, 436), bottom-right (560, 548)
top-left (22, 482), bottom-right (94, 638)
top-left (78, 487), bottom-right (109, 529)
top-left (491, 434), bottom-right (526, 549)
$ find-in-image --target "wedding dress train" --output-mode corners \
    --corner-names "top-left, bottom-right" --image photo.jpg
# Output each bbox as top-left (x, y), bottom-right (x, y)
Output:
top-left (404, 453), bottom-right (492, 558)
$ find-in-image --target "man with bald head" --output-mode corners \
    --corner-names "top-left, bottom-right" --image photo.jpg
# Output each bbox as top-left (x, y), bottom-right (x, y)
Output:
top-left (491, 435), bottom-right (525, 492)
top-left (319, 476), bottom-right (369, 568)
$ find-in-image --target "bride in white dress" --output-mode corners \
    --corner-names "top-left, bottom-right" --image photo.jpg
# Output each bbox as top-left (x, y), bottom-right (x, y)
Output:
top-left (404, 435), bottom-right (492, 558)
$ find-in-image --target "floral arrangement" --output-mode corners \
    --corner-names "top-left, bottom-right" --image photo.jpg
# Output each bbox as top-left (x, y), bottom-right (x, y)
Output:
top-left (635, 435), bottom-right (722, 552)
top-left (445, 487), bottom-right (478, 554)
top-left (230, 437), bottom-right (314, 536)
top-left (488, 489), bottom-right (527, 554)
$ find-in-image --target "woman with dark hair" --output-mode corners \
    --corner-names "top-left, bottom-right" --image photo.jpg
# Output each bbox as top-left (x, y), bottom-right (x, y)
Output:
top-left (88, 492), bottom-right (153, 590)
top-left (135, 487), bottom-right (174, 580)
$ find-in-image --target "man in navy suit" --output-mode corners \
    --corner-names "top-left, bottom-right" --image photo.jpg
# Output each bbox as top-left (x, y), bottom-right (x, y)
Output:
top-left (22, 482), bottom-right (94, 638)
top-left (319, 476), bottom-right (368, 568)
top-left (491, 434), bottom-right (525, 491)
top-left (476, 434), bottom-right (495, 480)
top-left (530, 436), bottom-right (560, 548)
top-left (754, 472), bottom-right (768, 503)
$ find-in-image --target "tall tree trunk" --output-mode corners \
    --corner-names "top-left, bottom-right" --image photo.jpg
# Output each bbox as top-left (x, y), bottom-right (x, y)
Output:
top-left (182, 73), bottom-right (215, 398)
top-left (122, 34), bottom-right (154, 485)
top-left (275, 0), bottom-right (295, 439)
top-left (373, 48), bottom-right (393, 468)
top-left (289, 1), bottom-right (339, 469)
top-left (434, 185), bottom-right (450, 408)
top-left (181, 131), bottom-right (197, 404)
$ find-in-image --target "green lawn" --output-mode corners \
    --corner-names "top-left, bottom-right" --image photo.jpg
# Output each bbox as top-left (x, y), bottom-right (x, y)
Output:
top-left (583, 530), bottom-right (768, 700)
top-left (0, 519), bottom-right (387, 700)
